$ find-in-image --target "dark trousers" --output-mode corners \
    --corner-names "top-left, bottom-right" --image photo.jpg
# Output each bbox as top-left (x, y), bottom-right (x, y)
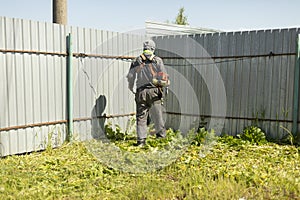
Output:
top-left (135, 87), bottom-right (166, 142)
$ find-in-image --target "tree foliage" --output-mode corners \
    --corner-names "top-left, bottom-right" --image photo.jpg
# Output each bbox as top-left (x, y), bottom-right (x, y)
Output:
top-left (175, 7), bottom-right (189, 25)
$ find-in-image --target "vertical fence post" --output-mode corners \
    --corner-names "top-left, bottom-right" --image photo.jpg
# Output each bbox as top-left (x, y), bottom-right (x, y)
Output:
top-left (292, 34), bottom-right (300, 139)
top-left (67, 33), bottom-right (73, 141)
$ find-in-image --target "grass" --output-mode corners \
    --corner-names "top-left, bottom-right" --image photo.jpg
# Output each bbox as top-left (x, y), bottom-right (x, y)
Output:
top-left (0, 128), bottom-right (300, 200)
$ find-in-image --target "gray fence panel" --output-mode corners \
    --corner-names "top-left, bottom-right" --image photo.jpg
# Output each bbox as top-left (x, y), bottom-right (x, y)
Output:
top-left (69, 26), bottom-right (147, 141)
top-left (0, 17), bottom-right (67, 156)
top-left (287, 29), bottom-right (300, 133)
top-left (154, 28), bottom-right (300, 138)
top-left (223, 32), bottom-right (234, 133)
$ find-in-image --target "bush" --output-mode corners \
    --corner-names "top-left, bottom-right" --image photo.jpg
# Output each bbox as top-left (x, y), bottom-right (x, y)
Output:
top-left (192, 128), bottom-right (216, 146)
top-left (238, 126), bottom-right (267, 145)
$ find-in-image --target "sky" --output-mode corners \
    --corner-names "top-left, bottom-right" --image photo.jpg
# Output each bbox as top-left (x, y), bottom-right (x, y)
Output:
top-left (0, 0), bottom-right (299, 33)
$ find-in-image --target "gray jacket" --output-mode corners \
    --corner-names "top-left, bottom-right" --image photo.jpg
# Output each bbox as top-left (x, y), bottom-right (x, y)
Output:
top-left (127, 53), bottom-right (166, 91)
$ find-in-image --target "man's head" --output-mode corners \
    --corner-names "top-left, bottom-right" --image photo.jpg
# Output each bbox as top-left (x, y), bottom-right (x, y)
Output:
top-left (143, 39), bottom-right (156, 53)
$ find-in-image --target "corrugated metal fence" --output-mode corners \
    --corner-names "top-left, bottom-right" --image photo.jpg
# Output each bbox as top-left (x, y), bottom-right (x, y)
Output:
top-left (154, 29), bottom-right (300, 139)
top-left (0, 17), bottom-right (146, 156)
top-left (0, 17), bottom-right (68, 156)
top-left (0, 16), bottom-right (299, 156)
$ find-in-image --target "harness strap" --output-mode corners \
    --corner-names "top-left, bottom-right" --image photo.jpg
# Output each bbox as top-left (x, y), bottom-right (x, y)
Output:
top-left (136, 62), bottom-right (145, 74)
top-left (140, 53), bottom-right (147, 61)
top-left (136, 54), bottom-right (157, 76)
top-left (148, 63), bottom-right (157, 77)
top-left (140, 53), bottom-right (155, 61)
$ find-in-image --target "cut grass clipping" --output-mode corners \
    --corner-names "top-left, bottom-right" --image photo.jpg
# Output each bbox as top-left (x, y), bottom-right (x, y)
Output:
top-left (0, 126), bottom-right (299, 199)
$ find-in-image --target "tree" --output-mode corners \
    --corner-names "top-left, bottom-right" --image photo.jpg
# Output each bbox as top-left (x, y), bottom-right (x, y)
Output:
top-left (175, 7), bottom-right (189, 25)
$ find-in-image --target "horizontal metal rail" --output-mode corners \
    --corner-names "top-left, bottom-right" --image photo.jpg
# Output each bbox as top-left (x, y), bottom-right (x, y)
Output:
top-left (0, 48), bottom-right (296, 60)
top-left (1, 111), bottom-right (297, 132)
top-left (0, 120), bottom-right (68, 132)
top-left (72, 53), bottom-right (135, 60)
top-left (162, 52), bottom-right (296, 60)
top-left (73, 113), bottom-right (136, 122)
top-left (0, 113), bottom-right (136, 132)
top-left (0, 48), bottom-right (67, 56)
top-left (0, 48), bottom-right (135, 60)
top-left (166, 111), bottom-right (297, 123)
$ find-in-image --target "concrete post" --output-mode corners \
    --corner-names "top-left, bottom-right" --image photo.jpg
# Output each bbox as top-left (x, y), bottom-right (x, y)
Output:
top-left (53, 0), bottom-right (67, 25)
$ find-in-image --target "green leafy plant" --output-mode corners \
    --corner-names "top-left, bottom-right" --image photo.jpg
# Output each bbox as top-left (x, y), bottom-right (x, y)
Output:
top-left (125, 116), bottom-right (136, 135)
top-left (218, 134), bottom-right (248, 146)
top-left (191, 128), bottom-right (216, 147)
top-left (237, 126), bottom-right (267, 145)
top-left (279, 125), bottom-right (295, 145)
top-left (105, 122), bottom-right (135, 141)
top-left (145, 129), bottom-right (180, 148)
top-left (103, 122), bottom-right (185, 151)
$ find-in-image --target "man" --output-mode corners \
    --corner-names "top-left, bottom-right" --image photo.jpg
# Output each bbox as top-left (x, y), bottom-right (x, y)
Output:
top-left (127, 39), bottom-right (169, 146)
